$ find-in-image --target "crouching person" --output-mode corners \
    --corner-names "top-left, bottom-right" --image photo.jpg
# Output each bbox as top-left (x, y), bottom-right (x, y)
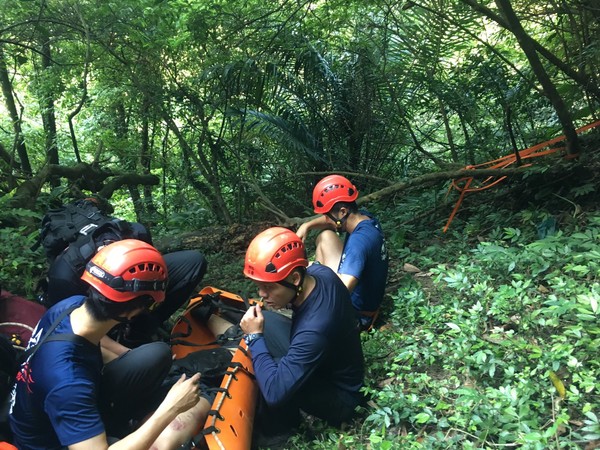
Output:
top-left (9, 240), bottom-right (206, 450)
top-left (240, 228), bottom-right (365, 447)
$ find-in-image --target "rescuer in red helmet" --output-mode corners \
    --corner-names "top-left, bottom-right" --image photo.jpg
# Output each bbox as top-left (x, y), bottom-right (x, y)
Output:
top-left (9, 240), bottom-right (206, 450)
top-left (296, 174), bottom-right (389, 330)
top-left (240, 227), bottom-right (364, 447)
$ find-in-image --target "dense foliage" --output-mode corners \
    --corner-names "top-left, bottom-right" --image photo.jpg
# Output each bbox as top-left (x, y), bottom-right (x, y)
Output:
top-left (1, 0), bottom-right (599, 448)
top-left (1, 0), bottom-right (599, 222)
top-left (3, 156), bottom-right (600, 449)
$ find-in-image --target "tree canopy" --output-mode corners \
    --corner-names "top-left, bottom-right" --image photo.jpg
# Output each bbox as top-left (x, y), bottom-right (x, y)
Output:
top-left (1, 0), bottom-right (598, 225)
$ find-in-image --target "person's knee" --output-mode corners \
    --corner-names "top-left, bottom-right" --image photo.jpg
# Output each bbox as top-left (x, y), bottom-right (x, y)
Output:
top-left (164, 250), bottom-right (208, 284)
top-left (189, 251), bottom-right (208, 282)
top-left (181, 250), bottom-right (207, 269)
top-left (315, 229), bottom-right (338, 248)
top-left (134, 342), bottom-right (172, 371)
top-left (314, 230), bottom-right (342, 269)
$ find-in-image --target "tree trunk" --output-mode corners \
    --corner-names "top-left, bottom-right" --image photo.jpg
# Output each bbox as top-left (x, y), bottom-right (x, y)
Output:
top-left (505, 104), bottom-right (522, 165)
top-left (129, 184), bottom-right (144, 224)
top-left (143, 129), bottom-right (158, 219)
top-left (457, 111), bottom-right (475, 165)
top-left (401, 117), bottom-right (447, 168)
top-left (162, 114), bottom-right (233, 224)
top-left (439, 96), bottom-right (458, 162)
top-left (0, 48), bottom-right (32, 175)
top-left (139, 103), bottom-right (157, 224)
top-left (38, 29), bottom-right (60, 169)
top-left (494, 0), bottom-right (580, 155)
top-left (461, 0), bottom-right (600, 101)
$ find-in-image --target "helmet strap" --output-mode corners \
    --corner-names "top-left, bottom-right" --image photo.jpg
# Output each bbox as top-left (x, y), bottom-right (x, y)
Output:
top-left (277, 269), bottom-right (306, 304)
top-left (327, 210), bottom-right (349, 232)
top-left (86, 261), bottom-right (168, 293)
top-left (112, 315), bottom-right (131, 324)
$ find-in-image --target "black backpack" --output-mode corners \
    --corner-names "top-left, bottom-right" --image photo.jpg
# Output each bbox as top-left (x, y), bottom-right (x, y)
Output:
top-left (37, 200), bottom-right (151, 306)
top-left (40, 200), bottom-right (121, 262)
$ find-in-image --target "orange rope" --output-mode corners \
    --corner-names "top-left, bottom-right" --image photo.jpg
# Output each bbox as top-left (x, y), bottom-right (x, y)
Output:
top-left (443, 119), bottom-right (600, 233)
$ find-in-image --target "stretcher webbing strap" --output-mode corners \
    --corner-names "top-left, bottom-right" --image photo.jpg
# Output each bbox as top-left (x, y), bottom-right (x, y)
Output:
top-left (169, 338), bottom-right (217, 347)
top-left (223, 370), bottom-right (238, 381)
top-left (443, 119), bottom-right (600, 232)
top-left (201, 425), bottom-right (220, 434)
top-left (229, 361), bottom-right (255, 379)
top-left (207, 366), bottom-right (237, 421)
top-left (212, 386), bottom-right (231, 398)
top-left (170, 315), bottom-right (194, 340)
top-left (200, 365), bottom-right (244, 449)
top-left (207, 409), bottom-right (225, 421)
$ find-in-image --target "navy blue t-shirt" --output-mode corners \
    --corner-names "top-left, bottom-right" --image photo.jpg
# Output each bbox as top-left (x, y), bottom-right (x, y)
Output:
top-left (248, 264), bottom-right (364, 407)
top-left (338, 213), bottom-right (388, 313)
top-left (9, 296), bottom-right (104, 450)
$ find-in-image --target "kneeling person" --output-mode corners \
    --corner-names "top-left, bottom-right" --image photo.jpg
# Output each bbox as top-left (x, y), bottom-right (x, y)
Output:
top-left (9, 240), bottom-right (206, 450)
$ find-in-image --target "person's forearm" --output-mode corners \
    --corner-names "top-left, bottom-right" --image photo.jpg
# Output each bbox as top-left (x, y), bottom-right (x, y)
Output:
top-left (301, 216), bottom-right (332, 233)
top-left (108, 404), bottom-right (179, 450)
top-left (150, 398), bottom-right (210, 450)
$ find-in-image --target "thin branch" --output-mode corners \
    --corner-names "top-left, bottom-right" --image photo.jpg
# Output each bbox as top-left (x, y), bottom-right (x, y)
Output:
top-left (242, 179), bottom-right (291, 222)
top-left (295, 171), bottom-right (394, 186)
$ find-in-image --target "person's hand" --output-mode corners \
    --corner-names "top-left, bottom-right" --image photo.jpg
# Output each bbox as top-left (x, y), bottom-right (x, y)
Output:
top-left (240, 304), bottom-right (264, 334)
top-left (296, 223), bottom-right (309, 242)
top-left (158, 373), bottom-right (202, 417)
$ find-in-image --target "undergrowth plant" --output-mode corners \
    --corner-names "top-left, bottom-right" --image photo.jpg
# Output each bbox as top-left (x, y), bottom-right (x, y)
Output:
top-left (0, 207), bottom-right (46, 297)
top-left (354, 211), bottom-right (600, 450)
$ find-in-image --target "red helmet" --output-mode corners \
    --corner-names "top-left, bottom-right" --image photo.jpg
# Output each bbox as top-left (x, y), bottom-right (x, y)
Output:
top-left (244, 227), bottom-right (308, 283)
top-left (81, 239), bottom-right (168, 303)
top-left (312, 174), bottom-right (358, 214)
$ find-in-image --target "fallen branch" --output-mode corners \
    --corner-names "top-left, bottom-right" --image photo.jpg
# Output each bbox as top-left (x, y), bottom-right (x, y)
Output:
top-left (359, 167), bottom-right (529, 204)
top-left (6, 162), bottom-right (159, 209)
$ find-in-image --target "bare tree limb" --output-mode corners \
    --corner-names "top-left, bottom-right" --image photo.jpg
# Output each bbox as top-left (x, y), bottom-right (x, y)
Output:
top-left (359, 167), bottom-right (528, 203)
top-left (6, 162), bottom-right (159, 209)
top-left (242, 179), bottom-right (291, 222)
top-left (98, 174), bottom-right (159, 199)
top-left (296, 171), bottom-right (394, 186)
top-left (66, 3), bottom-right (90, 163)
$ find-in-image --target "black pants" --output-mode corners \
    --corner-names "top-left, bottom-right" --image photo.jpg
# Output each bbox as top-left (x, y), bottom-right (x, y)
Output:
top-left (47, 249), bottom-right (208, 333)
top-left (99, 342), bottom-right (173, 438)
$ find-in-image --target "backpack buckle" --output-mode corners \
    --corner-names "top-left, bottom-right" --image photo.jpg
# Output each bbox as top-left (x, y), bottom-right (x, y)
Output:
top-left (79, 223), bottom-right (99, 235)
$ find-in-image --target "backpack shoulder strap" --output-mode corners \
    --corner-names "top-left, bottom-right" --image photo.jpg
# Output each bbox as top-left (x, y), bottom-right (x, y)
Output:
top-left (19, 304), bottom-right (79, 364)
top-left (41, 334), bottom-right (90, 347)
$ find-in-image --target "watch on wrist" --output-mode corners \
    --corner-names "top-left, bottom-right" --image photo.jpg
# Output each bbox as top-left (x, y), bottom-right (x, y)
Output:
top-left (244, 332), bottom-right (264, 346)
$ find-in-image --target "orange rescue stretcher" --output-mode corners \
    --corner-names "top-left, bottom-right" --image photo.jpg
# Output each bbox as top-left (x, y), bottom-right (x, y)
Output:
top-left (170, 286), bottom-right (261, 450)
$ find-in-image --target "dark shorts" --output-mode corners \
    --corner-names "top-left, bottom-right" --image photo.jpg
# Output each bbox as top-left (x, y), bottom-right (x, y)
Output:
top-left (99, 342), bottom-right (172, 437)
